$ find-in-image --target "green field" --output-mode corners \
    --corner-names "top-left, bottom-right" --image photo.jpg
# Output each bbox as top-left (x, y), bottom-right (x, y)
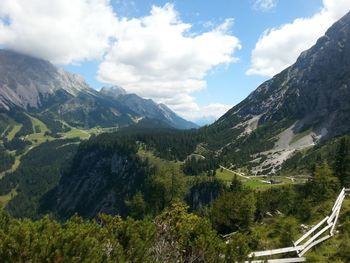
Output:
top-left (215, 168), bottom-right (277, 190)
top-left (137, 150), bottom-right (307, 191)
top-left (28, 114), bottom-right (49, 133)
top-left (63, 128), bottom-right (90, 139)
top-left (25, 115), bottom-right (53, 144)
top-left (0, 146), bottom-right (34, 179)
top-left (215, 167), bottom-right (306, 190)
top-left (6, 124), bottom-right (22, 140)
top-left (0, 188), bottom-right (17, 209)
top-left (138, 148), bottom-right (184, 171)
top-left (215, 168), bottom-right (238, 182)
top-left (1, 115), bottom-right (101, 179)
top-left (1, 115), bottom-right (53, 178)
top-left (4, 114), bottom-right (120, 144)
top-left (62, 125), bottom-right (118, 140)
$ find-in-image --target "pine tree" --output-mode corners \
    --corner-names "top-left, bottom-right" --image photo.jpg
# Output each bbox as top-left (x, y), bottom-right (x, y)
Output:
top-left (334, 137), bottom-right (350, 187)
top-left (230, 175), bottom-right (242, 192)
top-left (309, 161), bottom-right (340, 201)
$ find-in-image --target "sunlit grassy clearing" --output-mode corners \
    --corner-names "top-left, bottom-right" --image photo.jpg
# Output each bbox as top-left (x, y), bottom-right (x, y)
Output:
top-left (215, 168), bottom-right (306, 190)
top-left (6, 124), bottom-right (22, 140)
top-left (0, 188), bottom-right (17, 209)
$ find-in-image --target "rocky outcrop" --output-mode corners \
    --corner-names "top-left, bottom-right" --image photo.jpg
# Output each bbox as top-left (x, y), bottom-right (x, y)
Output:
top-left (211, 12), bottom-right (350, 174)
top-left (100, 87), bottom-right (198, 129)
top-left (0, 50), bottom-right (91, 110)
top-left (0, 49), bottom-right (197, 129)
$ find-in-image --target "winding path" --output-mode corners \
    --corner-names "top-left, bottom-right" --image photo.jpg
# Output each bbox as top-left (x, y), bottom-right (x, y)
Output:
top-left (219, 165), bottom-right (250, 179)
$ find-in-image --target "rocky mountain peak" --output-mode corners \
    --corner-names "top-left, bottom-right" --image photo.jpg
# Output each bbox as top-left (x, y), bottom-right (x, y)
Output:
top-left (99, 86), bottom-right (127, 98)
top-left (0, 49), bottom-right (197, 129)
top-left (0, 49), bottom-right (91, 110)
top-left (221, 11), bottom-right (350, 127)
top-left (212, 11), bottom-right (350, 175)
top-left (102, 87), bottom-right (198, 129)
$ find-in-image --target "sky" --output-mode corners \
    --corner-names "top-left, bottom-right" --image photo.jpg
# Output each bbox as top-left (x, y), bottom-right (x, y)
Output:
top-left (1, 0), bottom-right (350, 125)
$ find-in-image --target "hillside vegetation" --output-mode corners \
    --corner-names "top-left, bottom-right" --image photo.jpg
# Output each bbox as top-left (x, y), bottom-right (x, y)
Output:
top-left (0, 156), bottom-right (350, 262)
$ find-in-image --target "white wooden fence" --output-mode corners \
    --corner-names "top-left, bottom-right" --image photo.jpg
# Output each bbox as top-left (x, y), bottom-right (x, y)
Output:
top-left (245, 188), bottom-right (349, 263)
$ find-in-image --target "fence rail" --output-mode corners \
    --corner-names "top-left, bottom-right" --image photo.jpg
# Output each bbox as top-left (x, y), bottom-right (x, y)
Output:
top-left (245, 188), bottom-right (349, 263)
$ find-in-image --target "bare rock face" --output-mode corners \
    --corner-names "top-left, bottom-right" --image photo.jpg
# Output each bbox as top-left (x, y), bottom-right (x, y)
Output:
top-left (221, 12), bottom-right (350, 133)
top-left (100, 87), bottom-right (198, 129)
top-left (0, 50), bottom-right (135, 128)
top-left (211, 12), bottom-right (350, 174)
top-left (0, 50), bottom-right (91, 110)
top-left (0, 49), bottom-right (197, 129)
top-left (100, 86), bottom-right (127, 98)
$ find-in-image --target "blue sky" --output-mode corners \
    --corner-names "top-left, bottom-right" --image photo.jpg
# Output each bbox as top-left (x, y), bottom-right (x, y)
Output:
top-left (67, 0), bottom-right (321, 99)
top-left (1, 0), bottom-right (350, 124)
top-left (63, 0), bottom-right (325, 123)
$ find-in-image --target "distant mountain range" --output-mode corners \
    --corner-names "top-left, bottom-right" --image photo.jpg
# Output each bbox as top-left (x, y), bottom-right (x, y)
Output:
top-left (2, 10), bottom-right (350, 223)
top-left (207, 11), bottom-right (350, 174)
top-left (0, 49), bottom-right (198, 130)
top-left (2, 11), bottom-right (350, 179)
top-left (44, 10), bottom-right (350, 219)
top-left (100, 86), bottom-right (197, 129)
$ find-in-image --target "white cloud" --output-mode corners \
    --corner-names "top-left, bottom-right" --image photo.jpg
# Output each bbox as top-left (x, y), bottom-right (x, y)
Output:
top-left (0, 0), bottom-right (118, 64)
top-left (253, 0), bottom-right (278, 12)
top-left (98, 3), bottom-right (240, 121)
top-left (158, 94), bottom-right (232, 122)
top-left (247, 0), bottom-right (350, 77)
top-left (177, 103), bottom-right (233, 124)
top-left (0, 2), bottom-right (239, 121)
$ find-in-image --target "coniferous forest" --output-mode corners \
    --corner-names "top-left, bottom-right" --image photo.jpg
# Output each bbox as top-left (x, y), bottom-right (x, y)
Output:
top-left (1, 3), bottom-right (350, 263)
top-left (1, 131), bottom-right (350, 261)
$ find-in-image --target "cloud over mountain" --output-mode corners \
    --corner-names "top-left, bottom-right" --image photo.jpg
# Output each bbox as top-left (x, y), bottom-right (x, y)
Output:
top-left (0, 1), bottom-right (240, 122)
top-left (247, 0), bottom-right (350, 77)
top-left (0, 0), bottom-right (117, 64)
top-left (98, 4), bottom-right (241, 120)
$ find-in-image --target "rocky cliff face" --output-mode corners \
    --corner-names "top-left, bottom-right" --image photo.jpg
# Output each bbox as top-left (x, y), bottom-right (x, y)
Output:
top-left (99, 86), bottom-right (127, 98)
top-left (100, 87), bottom-right (198, 129)
top-left (0, 50), bottom-right (197, 129)
top-left (0, 50), bottom-right (91, 110)
top-left (211, 11), bottom-right (350, 174)
top-left (221, 12), bottom-right (350, 131)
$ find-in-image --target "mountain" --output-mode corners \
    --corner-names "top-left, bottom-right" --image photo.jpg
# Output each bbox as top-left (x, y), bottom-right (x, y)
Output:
top-left (207, 11), bottom-right (350, 175)
top-left (100, 86), bottom-right (198, 129)
top-left (0, 50), bottom-right (92, 111)
top-left (0, 49), bottom-right (197, 132)
top-left (99, 86), bottom-right (127, 97)
top-left (41, 135), bottom-right (149, 219)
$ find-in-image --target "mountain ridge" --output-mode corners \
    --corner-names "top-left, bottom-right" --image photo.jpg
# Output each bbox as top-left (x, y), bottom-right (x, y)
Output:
top-left (0, 49), bottom-right (92, 110)
top-left (0, 49), bottom-right (197, 130)
top-left (209, 11), bottom-right (350, 174)
top-left (100, 86), bottom-right (198, 129)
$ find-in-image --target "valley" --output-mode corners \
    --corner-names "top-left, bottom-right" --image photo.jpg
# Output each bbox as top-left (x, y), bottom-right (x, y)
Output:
top-left (215, 167), bottom-right (308, 191)
top-left (0, 5), bottom-right (350, 263)
top-left (0, 112), bottom-right (99, 209)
